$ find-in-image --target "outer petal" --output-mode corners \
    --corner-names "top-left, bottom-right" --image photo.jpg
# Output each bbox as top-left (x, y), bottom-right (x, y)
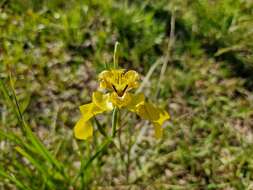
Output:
top-left (126, 93), bottom-right (145, 112)
top-left (153, 123), bottom-right (163, 139)
top-left (92, 91), bottom-right (113, 111)
top-left (153, 109), bottom-right (170, 126)
top-left (74, 103), bottom-right (106, 140)
top-left (135, 101), bottom-right (170, 138)
top-left (79, 103), bottom-right (98, 122)
top-left (75, 91), bottom-right (113, 140)
top-left (74, 117), bottom-right (93, 140)
top-left (136, 102), bottom-right (160, 121)
top-left (79, 92), bottom-right (112, 121)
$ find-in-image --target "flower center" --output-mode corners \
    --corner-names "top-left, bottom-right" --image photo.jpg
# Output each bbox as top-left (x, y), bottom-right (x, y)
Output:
top-left (112, 84), bottom-right (128, 97)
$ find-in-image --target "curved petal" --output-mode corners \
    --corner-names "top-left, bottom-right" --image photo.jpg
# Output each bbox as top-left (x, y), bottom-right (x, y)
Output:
top-left (92, 91), bottom-right (113, 111)
top-left (79, 103), bottom-right (105, 122)
top-left (75, 92), bottom-right (113, 140)
top-left (136, 102), bottom-right (160, 121)
top-left (153, 123), bottom-right (163, 139)
top-left (153, 109), bottom-right (170, 126)
top-left (98, 69), bottom-right (125, 91)
top-left (98, 70), bottom-right (114, 90)
top-left (126, 93), bottom-right (145, 112)
top-left (124, 70), bottom-right (140, 90)
top-left (135, 101), bottom-right (170, 138)
top-left (79, 92), bottom-right (112, 121)
top-left (74, 117), bottom-right (93, 140)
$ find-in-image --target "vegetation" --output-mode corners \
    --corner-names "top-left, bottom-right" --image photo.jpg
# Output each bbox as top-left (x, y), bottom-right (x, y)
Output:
top-left (0, 0), bottom-right (253, 189)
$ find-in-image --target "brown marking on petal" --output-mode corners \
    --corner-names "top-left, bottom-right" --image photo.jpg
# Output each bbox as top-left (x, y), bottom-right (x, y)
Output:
top-left (112, 84), bottom-right (118, 93)
top-left (122, 85), bottom-right (128, 94)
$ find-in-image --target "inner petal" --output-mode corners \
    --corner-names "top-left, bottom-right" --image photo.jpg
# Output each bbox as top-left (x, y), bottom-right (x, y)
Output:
top-left (98, 69), bottom-right (140, 93)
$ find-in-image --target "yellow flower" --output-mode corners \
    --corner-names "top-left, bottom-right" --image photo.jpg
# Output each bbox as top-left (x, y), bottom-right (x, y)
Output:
top-left (98, 69), bottom-right (139, 96)
top-left (74, 69), bottom-right (170, 140)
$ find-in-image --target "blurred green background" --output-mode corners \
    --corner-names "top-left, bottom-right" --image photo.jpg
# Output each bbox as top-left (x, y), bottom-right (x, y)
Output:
top-left (1, 0), bottom-right (253, 189)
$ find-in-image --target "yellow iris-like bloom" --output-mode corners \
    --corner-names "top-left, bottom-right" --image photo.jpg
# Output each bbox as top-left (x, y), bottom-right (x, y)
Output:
top-left (74, 69), bottom-right (170, 140)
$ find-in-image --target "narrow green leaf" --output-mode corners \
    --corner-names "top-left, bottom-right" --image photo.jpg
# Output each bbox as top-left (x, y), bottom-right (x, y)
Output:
top-left (0, 78), bottom-right (67, 180)
top-left (0, 168), bottom-right (32, 190)
top-left (15, 146), bottom-right (55, 189)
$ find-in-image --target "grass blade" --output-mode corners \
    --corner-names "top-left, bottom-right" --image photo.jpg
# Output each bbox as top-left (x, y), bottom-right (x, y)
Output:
top-left (0, 78), bottom-right (67, 180)
top-left (15, 146), bottom-right (55, 189)
top-left (0, 168), bottom-right (32, 190)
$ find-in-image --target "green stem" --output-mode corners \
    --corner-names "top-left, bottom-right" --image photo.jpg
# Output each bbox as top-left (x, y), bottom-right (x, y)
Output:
top-left (73, 108), bottom-right (119, 187)
top-left (113, 41), bottom-right (120, 69)
top-left (73, 138), bottom-right (113, 186)
top-left (94, 117), bottom-right (107, 137)
top-left (112, 108), bottom-right (118, 138)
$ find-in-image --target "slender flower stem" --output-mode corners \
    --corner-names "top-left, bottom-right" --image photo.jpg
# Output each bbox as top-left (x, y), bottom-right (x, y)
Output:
top-left (73, 137), bottom-right (113, 186)
top-left (112, 107), bottom-right (118, 137)
top-left (94, 117), bottom-right (107, 137)
top-left (113, 41), bottom-right (120, 69)
top-left (74, 108), bottom-right (120, 187)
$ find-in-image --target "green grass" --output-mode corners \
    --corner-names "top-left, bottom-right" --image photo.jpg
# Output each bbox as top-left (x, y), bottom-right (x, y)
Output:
top-left (1, 0), bottom-right (253, 189)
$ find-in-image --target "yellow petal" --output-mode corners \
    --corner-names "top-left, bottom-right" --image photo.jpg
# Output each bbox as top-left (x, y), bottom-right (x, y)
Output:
top-left (99, 80), bottom-right (109, 89)
top-left (74, 117), bottom-right (93, 140)
top-left (154, 109), bottom-right (170, 126)
top-left (136, 102), bottom-right (160, 121)
top-left (98, 70), bottom-right (114, 90)
top-left (79, 103), bottom-right (102, 121)
top-left (153, 123), bottom-right (163, 139)
top-left (92, 91), bottom-right (113, 111)
top-left (79, 92), bottom-right (113, 121)
top-left (76, 92), bottom-right (113, 140)
top-left (135, 101), bottom-right (170, 138)
top-left (124, 70), bottom-right (140, 90)
top-left (126, 93), bottom-right (145, 112)
top-left (98, 69), bottom-right (140, 96)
